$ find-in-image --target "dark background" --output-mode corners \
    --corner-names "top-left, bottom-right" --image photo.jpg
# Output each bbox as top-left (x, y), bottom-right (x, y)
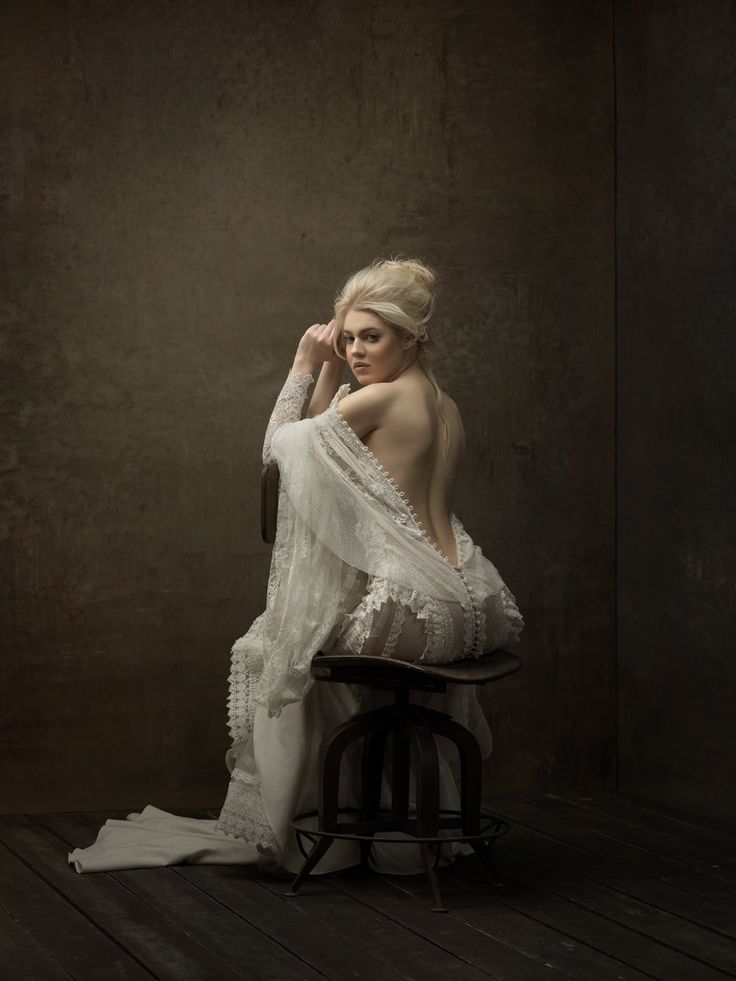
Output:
top-left (1, 1), bottom-right (732, 824)
top-left (616, 1), bottom-right (736, 824)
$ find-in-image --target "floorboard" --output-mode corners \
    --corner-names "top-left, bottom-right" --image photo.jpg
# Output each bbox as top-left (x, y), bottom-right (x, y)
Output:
top-left (498, 823), bottom-right (736, 939)
top-left (525, 796), bottom-right (736, 883)
top-left (1, 795), bottom-right (734, 981)
top-left (0, 815), bottom-right (245, 981)
top-left (0, 837), bottom-right (152, 980)
top-left (566, 795), bottom-right (736, 861)
top-left (0, 907), bottom-right (73, 979)
top-left (447, 859), bottom-right (687, 981)
top-left (391, 865), bottom-right (652, 981)
top-left (43, 812), bottom-right (326, 981)
top-left (178, 864), bottom-right (408, 981)
top-left (491, 852), bottom-right (736, 978)
top-left (331, 868), bottom-right (570, 981)
top-left (491, 797), bottom-right (736, 906)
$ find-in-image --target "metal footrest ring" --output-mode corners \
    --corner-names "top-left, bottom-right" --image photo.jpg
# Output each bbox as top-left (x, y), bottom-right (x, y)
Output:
top-left (290, 806), bottom-right (509, 860)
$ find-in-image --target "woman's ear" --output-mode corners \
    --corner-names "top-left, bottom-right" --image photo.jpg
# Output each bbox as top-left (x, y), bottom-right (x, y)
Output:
top-left (402, 336), bottom-right (417, 350)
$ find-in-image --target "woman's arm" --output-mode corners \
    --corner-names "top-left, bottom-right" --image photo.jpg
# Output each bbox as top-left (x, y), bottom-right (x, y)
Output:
top-left (305, 360), bottom-right (344, 418)
top-left (302, 319), bottom-right (344, 417)
top-left (261, 368), bottom-right (314, 464)
top-left (261, 319), bottom-right (342, 463)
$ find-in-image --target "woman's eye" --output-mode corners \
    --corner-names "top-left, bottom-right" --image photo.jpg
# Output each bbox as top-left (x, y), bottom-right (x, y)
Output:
top-left (367, 334), bottom-right (379, 341)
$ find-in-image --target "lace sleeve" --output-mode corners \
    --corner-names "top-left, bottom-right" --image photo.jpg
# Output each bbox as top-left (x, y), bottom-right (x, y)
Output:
top-left (262, 370), bottom-right (314, 464)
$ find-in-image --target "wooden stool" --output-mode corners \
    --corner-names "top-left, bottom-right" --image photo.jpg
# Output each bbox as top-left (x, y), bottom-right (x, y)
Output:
top-left (285, 648), bottom-right (521, 912)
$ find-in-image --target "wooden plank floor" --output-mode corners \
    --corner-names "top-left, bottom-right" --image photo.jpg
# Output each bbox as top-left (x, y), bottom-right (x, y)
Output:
top-left (1, 794), bottom-right (735, 980)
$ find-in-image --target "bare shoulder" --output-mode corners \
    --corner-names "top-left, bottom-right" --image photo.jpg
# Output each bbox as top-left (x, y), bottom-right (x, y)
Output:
top-left (337, 382), bottom-right (398, 438)
top-left (351, 381), bottom-right (397, 402)
top-left (340, 382), bottom-right (397, 414)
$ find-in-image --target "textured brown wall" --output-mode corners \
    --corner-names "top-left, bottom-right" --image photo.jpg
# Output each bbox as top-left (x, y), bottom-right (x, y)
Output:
top-left (616, 2), bottom-right (736, 823)
top-left (1, 0), bottom-right (614, 812)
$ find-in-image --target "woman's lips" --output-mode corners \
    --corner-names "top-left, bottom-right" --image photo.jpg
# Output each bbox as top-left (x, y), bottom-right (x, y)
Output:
top-left (353, 363), bottom-right (370, 371)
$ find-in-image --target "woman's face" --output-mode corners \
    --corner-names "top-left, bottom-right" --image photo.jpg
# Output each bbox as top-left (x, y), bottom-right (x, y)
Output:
top-left (341, 309), bottom-right (411, 384)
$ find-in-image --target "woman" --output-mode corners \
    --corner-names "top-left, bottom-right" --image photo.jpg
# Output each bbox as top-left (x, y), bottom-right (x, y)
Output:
top-left (68, 257), bottom-right (523, 876)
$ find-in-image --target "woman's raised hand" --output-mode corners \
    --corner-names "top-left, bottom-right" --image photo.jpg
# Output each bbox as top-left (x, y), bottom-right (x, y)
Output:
top-left (292, 319), bottom-right (340, 374)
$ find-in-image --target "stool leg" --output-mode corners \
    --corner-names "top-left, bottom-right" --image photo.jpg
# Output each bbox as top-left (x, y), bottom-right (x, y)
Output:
top-left (320, 714), bottom-right (393, 831)
top-left (426, 714), bottom-right (504, 885)
top-left (361, 730), bottom-right (386, 819)
top-left (410, 726), bottom-right (447, 912)
top-left (360, 730), bottom-right (387, 867)
top-left (420, 842), bottom-right (448, 913)
top-left (285, 835), bottom-right (334, 897)
top-left (391, 728), bottom-right (411, 824)
top-left (427, 715), bottom-right (482, 835)
top-left (409, 726), bottom-right (440, 837)
top-left (288, 710), bottom-right (395, 895)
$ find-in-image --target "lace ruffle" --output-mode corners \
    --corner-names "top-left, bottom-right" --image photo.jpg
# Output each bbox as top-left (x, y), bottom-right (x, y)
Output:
top-left (225, 614), bottom-right (265, 746)
top-left (383, 603), bottom-right (407, 658)
top-left (215, 766), bottom-right (280, 853)
top-left (262, 370), bottom-right (314, 464)
top-left (500, 585), bottom-right (525, 644)
top-left (335, 575), bottom-right (458, 665)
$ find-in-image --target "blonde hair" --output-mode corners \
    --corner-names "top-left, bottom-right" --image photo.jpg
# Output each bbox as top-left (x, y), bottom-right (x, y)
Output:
top-left (333, 256), bottom-right (451, 461)
top-left (333, 256), bottom-right (436, 342)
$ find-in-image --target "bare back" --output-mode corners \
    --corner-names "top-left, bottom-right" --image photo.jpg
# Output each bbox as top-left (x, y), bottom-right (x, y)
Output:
top-left (362, 371), bottom-right (465, 566)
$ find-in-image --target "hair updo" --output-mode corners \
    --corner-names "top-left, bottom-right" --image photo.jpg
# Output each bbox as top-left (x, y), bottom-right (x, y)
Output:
top-left (332, 256), bottom-right (437, 353)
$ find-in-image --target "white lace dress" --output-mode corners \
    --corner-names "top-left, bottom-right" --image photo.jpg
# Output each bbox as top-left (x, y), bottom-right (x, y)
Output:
top-left (68, 372), bottom-right (523, 875)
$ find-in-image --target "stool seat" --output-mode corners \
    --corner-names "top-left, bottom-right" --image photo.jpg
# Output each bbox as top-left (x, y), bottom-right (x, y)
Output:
top-left (312, 649), bottom-right (522, 689)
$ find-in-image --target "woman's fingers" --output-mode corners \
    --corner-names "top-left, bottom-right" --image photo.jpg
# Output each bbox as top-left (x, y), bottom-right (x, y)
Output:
top-left (297, 320), bottom-right (339, 363)
top-left (310, 322), bottom-right (335, 342)
top-left (306, 321), bottom-right (334, 336)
